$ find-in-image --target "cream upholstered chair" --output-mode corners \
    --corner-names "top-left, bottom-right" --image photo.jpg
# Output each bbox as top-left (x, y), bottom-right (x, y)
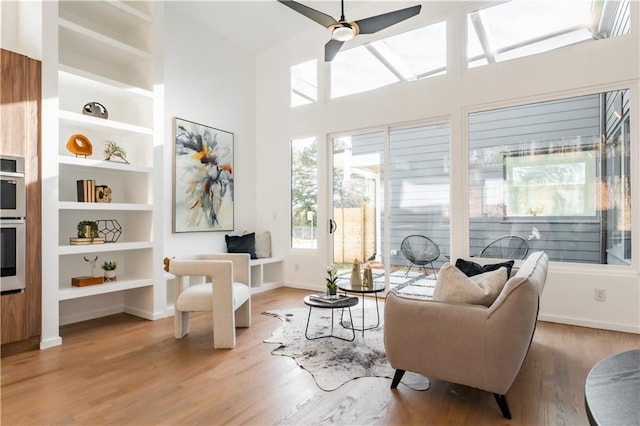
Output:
top-left (384, 251), bottom-right (548, 419)
top-left (166, 253), bottom-right (251, 349)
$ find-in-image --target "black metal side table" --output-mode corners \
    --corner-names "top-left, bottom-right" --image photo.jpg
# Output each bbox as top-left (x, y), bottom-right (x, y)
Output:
top-left (303, 295), bottom-right (359, 342)
top-left (338, 281), bottom-right (385, 337)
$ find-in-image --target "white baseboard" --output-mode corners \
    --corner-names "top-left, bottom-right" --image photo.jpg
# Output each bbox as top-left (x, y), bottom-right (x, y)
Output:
top-left (59, 305), bottom-right (123, 326)
top-left (283, 282), bottom-right (322, 292)
top-left (40, 336), bottom-right (63, 349)
top-left (123, 306), bottom-right (154, 320)
top-left (251, 282), bottom-right (283, 294)
top-left (538, 314), bottom-right (640, 334)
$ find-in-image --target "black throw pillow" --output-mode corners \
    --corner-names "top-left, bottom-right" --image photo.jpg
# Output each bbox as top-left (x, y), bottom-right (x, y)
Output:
top-left (225, 233), bottom-right (257, 259)
top-left (455, 258), bottom-right (515, 278)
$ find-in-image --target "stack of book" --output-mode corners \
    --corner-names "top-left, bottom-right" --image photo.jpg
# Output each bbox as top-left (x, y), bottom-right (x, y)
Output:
top-left (69, 237), bottom-right (105, 245)
top-left (308, 294), bottom-right (355, 304)
top-left (76, 179), bottom-right (96, 202)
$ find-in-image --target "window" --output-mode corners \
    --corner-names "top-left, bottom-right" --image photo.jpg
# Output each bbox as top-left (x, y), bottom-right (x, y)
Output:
top-left (468, 91), bottom-right (632, 265)
top-left (331, 21), bottom-right (446, 99)
top-left (389, 123), bottom-right (451, 275)
top-left (291, 137), bottom-right (318, 249)
top-left (467, 0), bottom-right (630, 68)
top-left (504, 148), bottom-right (597, 217)
top-left (291, 60), bottom-right (317, 107)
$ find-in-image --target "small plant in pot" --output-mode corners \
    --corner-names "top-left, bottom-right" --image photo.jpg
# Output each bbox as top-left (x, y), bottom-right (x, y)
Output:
top-left (103, 141), bottom-right (129, 163)
top-left (326, 264), bottom-right (338, 297)
top-left (101, 261), bottom-right (117, 281)
top-left (77, 220), bottom-right (99, 242)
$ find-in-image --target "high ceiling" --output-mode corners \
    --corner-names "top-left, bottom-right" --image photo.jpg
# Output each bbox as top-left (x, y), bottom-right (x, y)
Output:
top-left (171, 1), bottom-right (417, 54)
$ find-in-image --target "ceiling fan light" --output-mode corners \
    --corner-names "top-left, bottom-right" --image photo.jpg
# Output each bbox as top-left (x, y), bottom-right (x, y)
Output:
top-left (332, 25), bottom-right (355, 42)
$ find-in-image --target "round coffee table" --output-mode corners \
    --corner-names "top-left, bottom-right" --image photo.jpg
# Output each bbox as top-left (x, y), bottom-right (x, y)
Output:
top-left (585, 349), bottom-right (640, 426)
top-left (338, 281), bottom-right (385, 337)
top-left (303, 295), bottom-right (359, 341)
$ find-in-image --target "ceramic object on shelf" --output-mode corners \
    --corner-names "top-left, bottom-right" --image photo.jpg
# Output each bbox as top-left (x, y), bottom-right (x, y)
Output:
top-left (82, 101), bottom-right (108, 119)
top-left (66, 134), bottom-right (93, 157)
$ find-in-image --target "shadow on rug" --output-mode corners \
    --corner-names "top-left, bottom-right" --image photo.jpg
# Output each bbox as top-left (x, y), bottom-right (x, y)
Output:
top-left (263, 306), bottom-right (429, 392)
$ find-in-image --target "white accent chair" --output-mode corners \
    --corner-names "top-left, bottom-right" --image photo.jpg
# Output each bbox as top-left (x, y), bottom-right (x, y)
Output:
top-left (167, 253), bottom-right (251, 349)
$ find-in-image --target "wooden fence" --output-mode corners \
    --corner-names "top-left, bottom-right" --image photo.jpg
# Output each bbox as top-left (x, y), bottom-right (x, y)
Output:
top-left (333, 205), bottom-right (376, 263)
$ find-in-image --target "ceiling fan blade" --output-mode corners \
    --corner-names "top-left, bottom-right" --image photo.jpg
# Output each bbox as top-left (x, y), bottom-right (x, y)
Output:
top-left (355, 5), bottom-right (422, 35)
top-left (277, 0), bottom-right (338, 28)
top-left (325, 39), bottom-right (344, 62)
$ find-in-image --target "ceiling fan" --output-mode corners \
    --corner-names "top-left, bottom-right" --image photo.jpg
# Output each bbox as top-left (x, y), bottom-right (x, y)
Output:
top-left (277, 0), bottom-right (422, 62)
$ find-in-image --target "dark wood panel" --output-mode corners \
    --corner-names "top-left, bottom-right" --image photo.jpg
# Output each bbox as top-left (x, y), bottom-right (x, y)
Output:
top-left (0, 48), bottom-right (42, 346)
top-left (25, 55), bottom-right (42, 339)
top-left (0, 293), bottom-right (29, 344)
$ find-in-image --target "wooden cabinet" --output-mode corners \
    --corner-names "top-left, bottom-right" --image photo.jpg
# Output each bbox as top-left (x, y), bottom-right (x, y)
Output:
top-left (0, 48), bottom-right (42, 346)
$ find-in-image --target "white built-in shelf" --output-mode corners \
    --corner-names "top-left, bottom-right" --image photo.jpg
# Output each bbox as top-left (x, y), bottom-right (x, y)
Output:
top-left (59, 0), bottom-right (153, 30)
top-left (59, 202), bottom-right (152, 211)
top-left (58, 241), bottom-right (153, 255)
top-left (50, 0), bottom-right (159, 339)
top-left (250, 257), bottom-right (284, 266)
top-left (58, 156), bottom-right (152, 173)
top-left (58, 18), bottom-right (152, 61)
top-left (58, 277), bottom-right (153, 301)
top-left (59, 66), bottom-right (153, 99)
top-left (59, 110), bottom-right (153, 136)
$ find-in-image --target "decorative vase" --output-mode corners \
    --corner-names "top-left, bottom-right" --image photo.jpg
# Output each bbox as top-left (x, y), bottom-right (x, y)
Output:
top-left (327, 284), bottom-right (337, 296)
top-left (104, 270), bottom-right (117, 282)
top-left (350, 259), bottom-right (362, 287)
top-left (362, 263), bottom-right (373, 288)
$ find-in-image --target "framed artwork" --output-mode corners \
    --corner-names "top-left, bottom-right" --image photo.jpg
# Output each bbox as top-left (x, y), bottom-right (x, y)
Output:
top-left (173, 117), bottom-right (234, 232)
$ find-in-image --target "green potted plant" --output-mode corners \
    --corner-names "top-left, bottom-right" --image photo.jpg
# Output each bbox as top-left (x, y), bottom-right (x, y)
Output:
top-left (77, 220), bottom-right (99, 242)
top-left (101, 261), bottom-right (117, 281)
top-left (326, 264), bottom-right (338, 296)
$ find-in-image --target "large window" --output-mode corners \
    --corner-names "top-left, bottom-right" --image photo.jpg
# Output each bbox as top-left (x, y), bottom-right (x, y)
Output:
top-left (468, 91), bottom-right (632, 265)
top-left (467, 0), bottom-right (630, 68)
top-left (331, 21), bottom-right (446, 99)
top-left (291, 137), bottom-right (318, 249)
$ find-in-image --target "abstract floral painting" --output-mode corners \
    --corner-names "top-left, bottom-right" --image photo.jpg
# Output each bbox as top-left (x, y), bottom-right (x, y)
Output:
top-left (173, 118), bottom-right (234, 232)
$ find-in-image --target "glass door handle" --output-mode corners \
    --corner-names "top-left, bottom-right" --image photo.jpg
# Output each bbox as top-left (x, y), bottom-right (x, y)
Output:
top-left (329, 219), bottom-right (337, 234)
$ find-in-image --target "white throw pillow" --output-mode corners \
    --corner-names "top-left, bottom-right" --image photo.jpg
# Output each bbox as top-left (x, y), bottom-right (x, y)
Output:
top-left (433, 263), bottom-right (508, 307)
top-left (255, 231), bottom-right (271, 258)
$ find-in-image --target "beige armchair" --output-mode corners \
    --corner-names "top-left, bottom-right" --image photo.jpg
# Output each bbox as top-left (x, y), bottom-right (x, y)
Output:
top-left (165, 253), bottom-right (251, 349)
top-left (384, 251), bottom-right (548, 419)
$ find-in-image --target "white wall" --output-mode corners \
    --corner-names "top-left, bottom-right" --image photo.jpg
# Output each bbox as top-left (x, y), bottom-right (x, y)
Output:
top-left (0, 0), bottom-right (42, 59)
top-left (161, 4), bottom-right (257, 260)
top-left (256, 1), bottom-right (640, 332)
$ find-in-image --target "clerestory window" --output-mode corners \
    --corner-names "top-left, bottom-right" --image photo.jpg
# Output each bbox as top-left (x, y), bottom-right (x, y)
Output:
top-left (291, 59), bottom-right (318, 107)
top-left (330, 21), bottom-right (446, 99)
top-left (467, 0), bottom-right (630, 68)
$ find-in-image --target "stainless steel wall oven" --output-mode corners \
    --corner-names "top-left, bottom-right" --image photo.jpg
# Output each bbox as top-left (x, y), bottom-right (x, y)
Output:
top-left (0, 155), bottom-right (26, 293)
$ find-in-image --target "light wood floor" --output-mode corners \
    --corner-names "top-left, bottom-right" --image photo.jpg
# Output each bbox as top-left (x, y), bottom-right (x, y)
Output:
top-left (2, 287), bottom-right (638, 425)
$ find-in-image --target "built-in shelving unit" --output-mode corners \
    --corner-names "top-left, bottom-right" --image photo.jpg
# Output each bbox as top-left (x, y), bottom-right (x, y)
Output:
top-left (45, 0), bottom-right (163, 337)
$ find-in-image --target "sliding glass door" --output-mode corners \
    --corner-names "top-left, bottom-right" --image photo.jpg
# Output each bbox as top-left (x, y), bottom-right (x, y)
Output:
top-left (330, 123), bottom-right (450, 292)
top-left (331, 132), bottom-right (384, 280)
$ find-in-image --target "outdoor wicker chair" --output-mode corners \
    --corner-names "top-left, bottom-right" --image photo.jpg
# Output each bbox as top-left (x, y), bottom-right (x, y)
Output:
top-left (400, 235), bottom-right (440, 278)
top-left (480, 235), bottom-right (529, 260)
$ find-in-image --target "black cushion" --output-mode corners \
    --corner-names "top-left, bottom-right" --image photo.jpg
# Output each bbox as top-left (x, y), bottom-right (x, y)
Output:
top-left (225, 233), bottom-right (257, 259)
top-left (455, 258), bottom-right (515, 278)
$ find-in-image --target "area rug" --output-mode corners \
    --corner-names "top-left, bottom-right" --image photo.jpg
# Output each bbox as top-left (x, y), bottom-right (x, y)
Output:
top-left (263, 302), bottom-right (429, 392)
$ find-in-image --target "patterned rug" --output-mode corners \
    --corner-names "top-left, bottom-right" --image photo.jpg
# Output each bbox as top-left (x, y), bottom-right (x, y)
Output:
top-left (263, 301), bottom-right (430, 392)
